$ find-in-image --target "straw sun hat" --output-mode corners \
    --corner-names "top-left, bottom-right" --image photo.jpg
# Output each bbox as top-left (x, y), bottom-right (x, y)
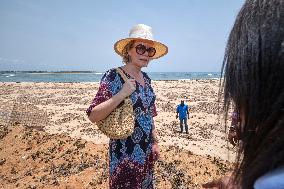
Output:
top-left (114, 24), bottom-right (168, 59)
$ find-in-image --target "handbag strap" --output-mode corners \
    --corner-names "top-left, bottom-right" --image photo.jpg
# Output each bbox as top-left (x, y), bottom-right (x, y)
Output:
top-left (116, 68), bottom-right (129, 82)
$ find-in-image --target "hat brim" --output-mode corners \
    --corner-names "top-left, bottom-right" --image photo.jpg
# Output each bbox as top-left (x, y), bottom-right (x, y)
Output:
top-left (114, 38), bottom-right (168, 59)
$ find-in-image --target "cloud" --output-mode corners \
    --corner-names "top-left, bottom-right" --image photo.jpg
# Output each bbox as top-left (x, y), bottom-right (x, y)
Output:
top-left (0, 57), bottom-right (25, 64)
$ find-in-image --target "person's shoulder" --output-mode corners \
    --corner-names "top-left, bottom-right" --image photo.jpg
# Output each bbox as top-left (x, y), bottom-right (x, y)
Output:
top-left (254, 166), bottom-right (284, 189)
top-left (105, 68), bottom-right (117, 76)
top-left (142, 70), bottom-right (149, 77)
top-left (142, 71), bottom-right (151, 81)
top-left (101, 68), bottom-right (118, 82)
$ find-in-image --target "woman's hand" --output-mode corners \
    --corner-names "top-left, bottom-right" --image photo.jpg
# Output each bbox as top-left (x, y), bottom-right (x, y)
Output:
top-left (88, 78), bottom-right (136, 123)
top-left (118, 79), bottom-right (136, 98)
top-left (202, 175), bottom-right (238, 189)
top-left (152, 143), bottom-right (160, 161)
top-left (228, 130), bottom-right (238, 146)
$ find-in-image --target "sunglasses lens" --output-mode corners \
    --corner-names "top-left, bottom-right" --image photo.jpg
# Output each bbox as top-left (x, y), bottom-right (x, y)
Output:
top-left (147, 47), bottom-right (156, 57)
top-left (135, 44), bottom-right (146, 55)
top-left (135, 44), bottom-right (156, 57)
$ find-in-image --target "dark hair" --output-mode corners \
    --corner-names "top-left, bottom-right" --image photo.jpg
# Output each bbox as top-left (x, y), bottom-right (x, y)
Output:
top-left (221, 0), bottom-right (284, 188)
top-left (122, 40), bottom-right (135, 64)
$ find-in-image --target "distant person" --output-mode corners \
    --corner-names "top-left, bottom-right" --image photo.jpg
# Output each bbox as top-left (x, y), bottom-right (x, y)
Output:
top-left (202, 0), bottom-right (284, 188)
top-left (86, 24), bottom-right (168, 188)
top-left (176, 100), bottom-right (189, 134)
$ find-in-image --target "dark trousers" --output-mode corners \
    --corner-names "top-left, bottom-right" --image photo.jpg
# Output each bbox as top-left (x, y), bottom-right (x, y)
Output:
top-left (180, 118), bottom-right (188, 133)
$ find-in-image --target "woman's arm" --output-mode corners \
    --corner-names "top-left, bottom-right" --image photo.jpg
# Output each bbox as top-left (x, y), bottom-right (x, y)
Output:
top-left (152, 124), bottom-right (159, 143)
top-left (88, 91), bottom-right (126, 123)
top-left (202, 172), bottom-right (240, 189)
top-left (88, 78), bottom-right (136, 123)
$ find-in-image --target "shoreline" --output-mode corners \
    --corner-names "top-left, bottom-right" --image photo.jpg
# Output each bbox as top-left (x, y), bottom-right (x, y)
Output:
top-left (0, 78), bottom-right (222, 84)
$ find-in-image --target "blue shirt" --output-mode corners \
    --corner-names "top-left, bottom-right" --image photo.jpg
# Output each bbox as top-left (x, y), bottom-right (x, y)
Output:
top-left (254, 166), bottom-right (284, 189)
top-left (176, 104), bottom-right (188, 119)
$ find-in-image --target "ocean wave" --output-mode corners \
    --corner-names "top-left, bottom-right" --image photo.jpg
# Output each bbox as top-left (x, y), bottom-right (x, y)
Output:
top-left (2, 74), bottom-right (15, 77)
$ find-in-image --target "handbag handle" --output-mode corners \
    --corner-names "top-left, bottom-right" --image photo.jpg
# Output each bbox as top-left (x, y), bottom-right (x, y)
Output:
top-left (116, 68), bottom-right (129, 82)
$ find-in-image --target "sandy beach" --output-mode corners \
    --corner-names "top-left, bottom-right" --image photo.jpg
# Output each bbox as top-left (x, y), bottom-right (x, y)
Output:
top-left (0, 80), bottom-right (236, 189)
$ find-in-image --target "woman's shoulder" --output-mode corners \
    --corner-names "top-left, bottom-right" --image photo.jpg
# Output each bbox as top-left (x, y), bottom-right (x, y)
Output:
top-left (142, 71), bottom-right (152, 84)
top-left (103, 68), bottom-right (117, 76)
top-left (101, 68), bottom-right (118, 82)
top-left (142, 71), bottom-right (150, 78)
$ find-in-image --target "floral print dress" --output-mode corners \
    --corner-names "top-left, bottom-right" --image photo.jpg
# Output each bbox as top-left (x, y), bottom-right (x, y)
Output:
top-left (86, 68), bottom-right (157, 189)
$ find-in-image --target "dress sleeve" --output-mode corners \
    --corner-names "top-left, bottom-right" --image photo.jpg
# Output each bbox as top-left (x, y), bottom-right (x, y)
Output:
top-left (86, 69), bottom-right (116, 116)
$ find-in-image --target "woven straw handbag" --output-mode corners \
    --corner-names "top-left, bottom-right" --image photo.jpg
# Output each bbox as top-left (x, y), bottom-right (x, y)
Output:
top-left (96, 68), bottom-right (135, 139)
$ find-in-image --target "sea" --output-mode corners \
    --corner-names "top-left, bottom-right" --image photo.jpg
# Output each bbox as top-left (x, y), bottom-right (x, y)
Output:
top-left (0, 71), bottom-right (221, 82)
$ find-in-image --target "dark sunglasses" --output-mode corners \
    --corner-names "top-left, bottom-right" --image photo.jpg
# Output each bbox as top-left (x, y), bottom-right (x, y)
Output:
top-left (135, 44), bottom-right (156, 57)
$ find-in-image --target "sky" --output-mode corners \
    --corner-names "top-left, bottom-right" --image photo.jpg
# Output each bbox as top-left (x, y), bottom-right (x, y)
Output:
top-left (0, 0), bottom-right (245, 72)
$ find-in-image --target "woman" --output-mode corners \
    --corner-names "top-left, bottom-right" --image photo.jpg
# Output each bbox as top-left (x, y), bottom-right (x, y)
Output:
top-left (203, 0), bottom-right (284, 188)
top-left (86, 24), bottom-right (168, 188)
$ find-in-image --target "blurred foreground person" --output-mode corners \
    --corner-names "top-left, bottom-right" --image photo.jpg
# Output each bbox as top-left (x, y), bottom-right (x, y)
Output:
top-left (203, 0), bottom-right (284, 188)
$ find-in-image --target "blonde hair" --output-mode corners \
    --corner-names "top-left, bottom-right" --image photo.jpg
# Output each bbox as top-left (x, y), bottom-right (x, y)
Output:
top-left (122, 40), bottom-right (135, 64)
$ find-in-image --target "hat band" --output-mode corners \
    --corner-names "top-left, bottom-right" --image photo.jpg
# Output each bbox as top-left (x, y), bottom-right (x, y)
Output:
top-left (129, 31), bottom-right (154, 41)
